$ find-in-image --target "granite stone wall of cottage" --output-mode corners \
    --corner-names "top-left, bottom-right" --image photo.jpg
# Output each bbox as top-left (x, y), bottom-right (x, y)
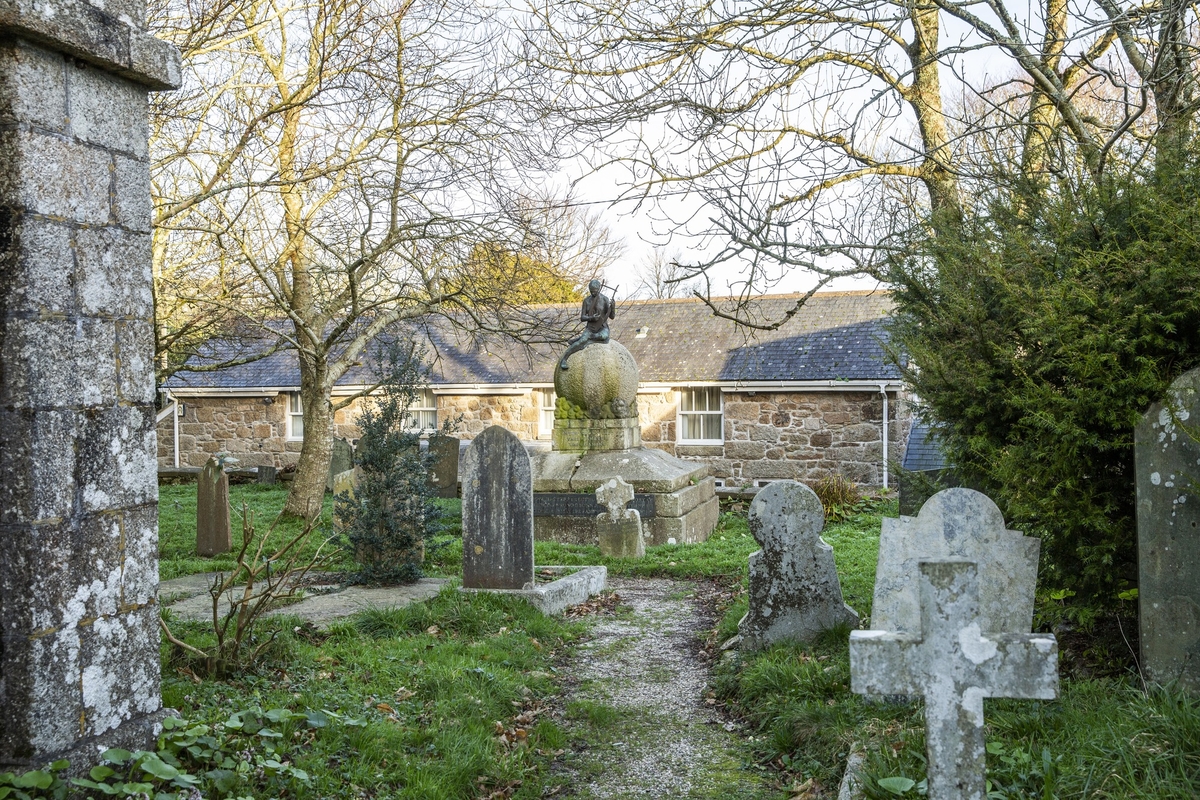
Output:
top-left (639, 390), bottom-right (912, 488)
top-left (159, 388), bottom-right (910, 489)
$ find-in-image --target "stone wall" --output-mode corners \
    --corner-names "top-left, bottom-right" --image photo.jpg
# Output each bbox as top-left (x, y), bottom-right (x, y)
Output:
top-left (160, 388), bottom-right (910, 488)
top-left (0, 3), bottom-right (179, 768)
top-left (638, 389), bottom-right (912, 487)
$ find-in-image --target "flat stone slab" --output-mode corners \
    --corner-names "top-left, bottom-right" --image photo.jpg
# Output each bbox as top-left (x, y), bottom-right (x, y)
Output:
top-left (461, 565), bottom-right (607, 615)
top-left (531, 447), bottom-right (709, 493)
top-left (160, 573), bottom-right (446, 629)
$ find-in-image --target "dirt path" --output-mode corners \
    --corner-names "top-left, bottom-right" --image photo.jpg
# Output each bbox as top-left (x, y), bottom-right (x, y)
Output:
top-left (552, 577), bottom-right (785, 800)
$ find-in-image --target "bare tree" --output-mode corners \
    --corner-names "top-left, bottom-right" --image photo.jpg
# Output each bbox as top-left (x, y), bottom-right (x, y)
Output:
top-left (629, 248), bottom-right (698, 299)
top-left (525, 0), bottom-right (1199, 325)
top-left (151, 0), bottom-right (580, 517)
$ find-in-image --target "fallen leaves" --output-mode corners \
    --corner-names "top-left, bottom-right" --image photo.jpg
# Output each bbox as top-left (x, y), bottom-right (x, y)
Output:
top-left (564, 592), bottom-right (621, 617)
top-left (474, 776), bottom-right (522, 800)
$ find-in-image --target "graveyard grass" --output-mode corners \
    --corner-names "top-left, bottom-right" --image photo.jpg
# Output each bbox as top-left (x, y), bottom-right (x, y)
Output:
top-left (153, 485), bottom-right (1200, 799)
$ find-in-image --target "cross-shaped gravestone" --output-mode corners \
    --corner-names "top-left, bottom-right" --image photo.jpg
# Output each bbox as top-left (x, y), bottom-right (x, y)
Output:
top-left (873, 488), bottom-right (1041, 635)
top-left (595, 477), bottom-right (644, 558)
top-left (738, 481), bottom-right (858, 649)
top-left (851, 559), bottom-right (1058, 800)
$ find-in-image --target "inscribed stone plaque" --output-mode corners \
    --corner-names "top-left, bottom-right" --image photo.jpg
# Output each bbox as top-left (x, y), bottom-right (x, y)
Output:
top-left (1135, 366), bottom-right (1200, 690)
top-left (462, 426), bottom-right (534, 590)
top-left (429, 435), bottom-right (460, 498)
top-left (738, 481), bottom-right (858, 648)
top-left (196, 457), bottom-right (232, 556)
top-left (535, 493), bottom-right (656, 518)
top-left (257, 464), bottom-right (277, 485)
top-left (326, 437), bottom-right (354, 491)
top-left (873, 488), bottom-right (1040, 635)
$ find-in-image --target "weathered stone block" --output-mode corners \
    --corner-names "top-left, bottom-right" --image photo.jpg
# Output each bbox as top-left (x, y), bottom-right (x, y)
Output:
top-left (725, 440), bottom-right (766, 460)
top-left (121, 503), bottom-right (158, 606)
top-left (653, 476), bottom-right (715, 517)
top-left (67, 61), bottom-right (149, 158)
top-left (0, 317), bottom-right (117, 408)
top-left (1, 216), bottom-right (73, 316)
top-left (115, 320), bottom-right (156, 403)
top-left (0, 407), bottom-right (76, 524)
top-left (646, 495), bottom-right (719, 545)
top-left (76, 228), bottom-right (154, 317)
top-left (78, 404), bottom-right (157, 513)
top-left (0, 128), bottom-right (111, 222)
top-left (0, 41), bottom-right (66, 129)
top-left (738, 481), bottom-right (858, 649)
top-left (78, 605), bottom-right (161, 739)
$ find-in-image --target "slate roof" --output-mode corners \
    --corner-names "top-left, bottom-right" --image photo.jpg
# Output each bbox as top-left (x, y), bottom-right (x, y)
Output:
top-left (902, 422), bottom-right (950, 472)
top-left (164, 290), bottom-right (903, 390)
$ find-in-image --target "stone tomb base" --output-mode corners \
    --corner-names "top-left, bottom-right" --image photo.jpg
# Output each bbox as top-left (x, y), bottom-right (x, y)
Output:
top-left (461, 566), bottom-right (608, 615)
top-left (531, 448), bottom-right (719, 546)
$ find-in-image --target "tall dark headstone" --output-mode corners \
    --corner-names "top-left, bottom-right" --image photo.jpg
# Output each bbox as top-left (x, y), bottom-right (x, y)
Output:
top-left (196, 458), bottom-right (232, 557)
top-left (461, 426), bottom-right (534, 590)
top-left (429, 435), bottom-right (460, 498)
top-left (0, 3), bottom-right (180, 768)
top-left (1135, 367), bottom-right (1200, 691)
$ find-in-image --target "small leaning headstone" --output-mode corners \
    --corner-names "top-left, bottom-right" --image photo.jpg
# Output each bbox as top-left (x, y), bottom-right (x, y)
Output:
top-left (1135, 366), bottom-right (1200, 690)
top-left (429, 435), bottom-right (461, 499)
top-left (257, 464), bottom-right (278, 485)
top-left (197, 456), bottom-right (232, 556)
top-left (737, 481), bottom-right (858, 649)
top-left (851, 559), bottom-right (1058, 800)
top-left (327, 437), bottom-right (355, 491)
top-left (462, 426), bottom-right (534, 590)
top-left (872, 488), bottom-right (1040, 635)
top-left (595, 477), bottom-right (645, 558)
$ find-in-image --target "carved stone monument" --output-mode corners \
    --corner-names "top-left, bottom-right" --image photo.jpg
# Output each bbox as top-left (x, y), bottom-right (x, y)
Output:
top-left (462, 426), bottom-right (534, 590)
top-left (738, 481), bottom-right (858, 649)
top-left (851, 560), bottom-right (1058, 800)
top-left (196, 457), bottom-right (232, 556)
top-left (872, 488), bottom-right (1040, 635)
top-left (532, 286), bottom-right (719, 546)
top-left (595, 477), bottom-right (645, 558)
top-left (1135, 366), bottom-right (1200, 690)
top-left (0, 4), bottom-right (180, 768)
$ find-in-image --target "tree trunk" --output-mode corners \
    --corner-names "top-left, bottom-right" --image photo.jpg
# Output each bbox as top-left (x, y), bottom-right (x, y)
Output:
top-left (908, 0), bottom-right (961, 224)
top-left (283, 362), bottom-right (334, 518)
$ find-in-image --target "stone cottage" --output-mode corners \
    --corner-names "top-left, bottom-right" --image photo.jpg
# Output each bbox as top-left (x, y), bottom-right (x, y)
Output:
top-left (159, 291), bottom-right (913, 488)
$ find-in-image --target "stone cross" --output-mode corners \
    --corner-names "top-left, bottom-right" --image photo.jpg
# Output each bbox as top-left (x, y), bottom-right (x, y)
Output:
top-left (462, 426), bottom-right (535, 589)
top-left (595, 477), bottom-right (644, 558)
top-left (196, 457), bottom-right (233, 556)
top-left (738, 481), bottom-right (858, 649)
top-left (851, 560), bottom-right (1058, 800)
top-left (873, 488), bottom-right (1040, 635)
top-left (1135, 366), bottom-right (1200, 690)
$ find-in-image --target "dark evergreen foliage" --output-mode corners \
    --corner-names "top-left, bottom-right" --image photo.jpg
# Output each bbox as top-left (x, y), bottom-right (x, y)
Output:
top-left (335, 343), bottom-right (451, 584)
top-left (888, 161), bottom-right (1200, 600)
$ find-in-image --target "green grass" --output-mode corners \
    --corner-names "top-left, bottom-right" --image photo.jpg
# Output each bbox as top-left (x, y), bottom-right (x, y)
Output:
top-left (160, 585), bottom-right (584, 799)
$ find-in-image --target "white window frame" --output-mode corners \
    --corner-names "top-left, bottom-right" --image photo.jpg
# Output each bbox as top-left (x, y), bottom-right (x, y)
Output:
top-left (403, 388), bottom-right (438, 434)
top-left (287, 392), bottom-right (304, 440)
top-left (677, 387), bottom-right (724, 444)
top-left (538, 389), bottom-right (557, 438)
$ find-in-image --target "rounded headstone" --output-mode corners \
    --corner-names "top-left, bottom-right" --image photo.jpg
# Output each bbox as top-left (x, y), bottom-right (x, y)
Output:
top-left (555, 340), bottom-right (639, 419)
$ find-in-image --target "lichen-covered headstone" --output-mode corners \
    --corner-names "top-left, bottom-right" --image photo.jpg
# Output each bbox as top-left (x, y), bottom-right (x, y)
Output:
top-left (462, 426), bottom-right (534, 590)
top-left (851, 560), bottom-right (1058, 800)
top-left (331, 467), bottom-right (361, 534)
top-left (737, 481), bottom-right (858, 649)
top-left (429, 435), bottom-right (460, 499)
top-left (196, 457), bottom-right (232, 556)
top-left (257, 464), bottom-right (278, 485)
top-left (595, 476), bottom-right (644, 558)
top-left (1135, 366), bottom-right (1200, 690)
top-left (873, 488), bottom-right (1040, 635)
top-left (326, 437), bottom-right (354, 491)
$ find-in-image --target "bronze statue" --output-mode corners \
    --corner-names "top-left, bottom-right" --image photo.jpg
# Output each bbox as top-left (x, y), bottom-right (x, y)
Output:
top-left (560, 279), bottom-right (616, 370)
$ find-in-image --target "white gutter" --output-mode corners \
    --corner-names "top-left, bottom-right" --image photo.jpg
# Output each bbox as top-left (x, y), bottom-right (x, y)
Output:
top-left (157, 391), bottom-right (181, 468)
top-left (879, 383), bottom-right (889, 490)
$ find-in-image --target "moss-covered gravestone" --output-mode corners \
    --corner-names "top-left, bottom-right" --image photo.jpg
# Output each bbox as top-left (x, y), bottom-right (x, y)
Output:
top-left (1135, 367), bottom-right (1200, 691)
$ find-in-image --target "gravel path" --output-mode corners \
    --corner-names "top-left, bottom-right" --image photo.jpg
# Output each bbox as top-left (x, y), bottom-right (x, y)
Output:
top-left (555, 577), bottom-right (783, 799)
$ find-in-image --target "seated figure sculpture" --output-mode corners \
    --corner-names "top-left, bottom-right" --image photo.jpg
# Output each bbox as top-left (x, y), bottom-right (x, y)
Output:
top-left (559, 279), bottom-right (616, 371)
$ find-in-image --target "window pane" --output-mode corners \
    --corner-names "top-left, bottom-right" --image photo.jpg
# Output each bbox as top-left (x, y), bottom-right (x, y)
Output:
top-left (291, 413), bottom-right (304, 438)
top-left (290, 392), bottom-right (302, 413)
top-left (702, 413), bottom-right (722, 440)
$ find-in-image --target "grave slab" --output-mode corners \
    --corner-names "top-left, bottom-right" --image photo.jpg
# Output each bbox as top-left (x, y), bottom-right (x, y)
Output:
top-left (851, 559), bottom-right (1058, 800)
top-left (1135, 366), bottom-right (1200, 690)
top-left (738, 481), bottom-right (858, 649)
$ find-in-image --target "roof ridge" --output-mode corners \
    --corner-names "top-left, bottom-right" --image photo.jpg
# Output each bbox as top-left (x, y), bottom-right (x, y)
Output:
top-left (524, 288), bottom-right (889, 309)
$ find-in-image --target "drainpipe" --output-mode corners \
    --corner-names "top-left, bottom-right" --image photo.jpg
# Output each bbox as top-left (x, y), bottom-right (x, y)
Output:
top-left (172, 392), bottom-right (180, 468)
top-left (878, 383), bottom-right (889, 490)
